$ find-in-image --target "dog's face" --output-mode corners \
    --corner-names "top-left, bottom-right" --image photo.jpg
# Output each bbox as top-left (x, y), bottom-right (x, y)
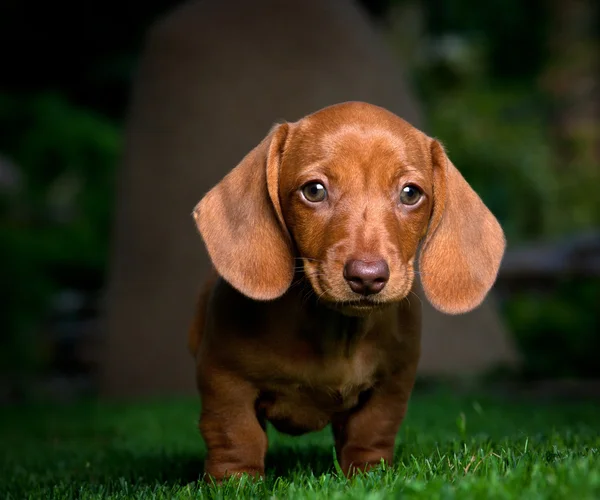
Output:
top-left (194, 102), bottom-right (505, 315)
top-left (278, 109), bottom-right (434, 314)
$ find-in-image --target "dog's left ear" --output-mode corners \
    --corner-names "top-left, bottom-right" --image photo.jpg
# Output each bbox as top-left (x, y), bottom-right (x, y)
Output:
top-left (419, 140), bottom-right (506, 314)
top-left (193, 123), bottom-right (294, 301)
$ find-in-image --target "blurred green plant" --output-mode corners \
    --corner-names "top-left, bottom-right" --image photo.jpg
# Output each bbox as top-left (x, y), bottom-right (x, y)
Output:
top-left (414, 45), bottom-right (598, 243)
top-left (425, 85), bottom-right (556, 242)
top-left (0, 92), bottom-right (120, 381)
top-left (503, 278), bottom-right (600, 378)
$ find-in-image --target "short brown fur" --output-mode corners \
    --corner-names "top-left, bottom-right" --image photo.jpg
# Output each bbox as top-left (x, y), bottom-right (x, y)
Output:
top-left (191, 101), bottom-right (505, 480)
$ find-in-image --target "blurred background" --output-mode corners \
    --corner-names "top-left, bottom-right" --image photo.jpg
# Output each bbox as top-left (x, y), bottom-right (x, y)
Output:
top-left (0, 0), bottom-right (598, 404)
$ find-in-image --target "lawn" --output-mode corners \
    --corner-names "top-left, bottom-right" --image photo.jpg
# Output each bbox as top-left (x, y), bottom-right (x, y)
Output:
top-left (1, 389), bottom-right (599, 499)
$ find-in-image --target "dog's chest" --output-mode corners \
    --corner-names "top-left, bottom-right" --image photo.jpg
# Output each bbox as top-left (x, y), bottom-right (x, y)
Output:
top-left (255, 345), bottom-right (378, 435)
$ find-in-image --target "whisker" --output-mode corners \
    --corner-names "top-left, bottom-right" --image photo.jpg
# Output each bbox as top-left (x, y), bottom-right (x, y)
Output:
top-left (402, 295), bottom-right (411, 311)
top-left (316, 287), bottom-right (335, 304)
top-left (301, 287), bottom-right (317, 307)
top-left (303, 274), bottom-right (328, 280)
top-left (409, 290), bottom-right (423, 307)
top-left (289, 277), bottom-right (305, 290)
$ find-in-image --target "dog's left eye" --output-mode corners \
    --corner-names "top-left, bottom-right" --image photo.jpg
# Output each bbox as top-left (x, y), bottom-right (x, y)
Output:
top-left (399, 184), bottom-right (423, 206)
top-left (301, 182), bottom-right (328, 203)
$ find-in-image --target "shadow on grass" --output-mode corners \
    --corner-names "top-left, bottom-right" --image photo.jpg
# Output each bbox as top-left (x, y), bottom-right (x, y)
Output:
top-left (266, 445), bottom-right (336, 478)
top-left (118, 444), bottom-right (335, 487)
top-left (131, 453), bottom-right (206, 485)
top-left (5, 444), bottom-right (337, 493)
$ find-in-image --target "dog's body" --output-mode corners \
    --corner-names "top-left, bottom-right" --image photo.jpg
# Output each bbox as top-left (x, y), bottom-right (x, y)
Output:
top-left (190, 102), bottom-right (505, 480)
top-left (189, 271), bottom-right (421, 478)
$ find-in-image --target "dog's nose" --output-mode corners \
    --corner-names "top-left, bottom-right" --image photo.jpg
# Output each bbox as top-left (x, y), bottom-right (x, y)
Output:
top-left (343, 259), bottom-right (390, 295)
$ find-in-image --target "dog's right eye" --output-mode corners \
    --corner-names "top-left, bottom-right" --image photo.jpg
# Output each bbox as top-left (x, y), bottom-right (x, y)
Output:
top-left (399, 184), bottom-right (423, 206)
top-left (301, 182), bottom-right (328, 203)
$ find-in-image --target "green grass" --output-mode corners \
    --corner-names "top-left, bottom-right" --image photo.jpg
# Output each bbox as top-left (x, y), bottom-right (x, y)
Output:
top-left (1, 390), bottom-right (599, 499)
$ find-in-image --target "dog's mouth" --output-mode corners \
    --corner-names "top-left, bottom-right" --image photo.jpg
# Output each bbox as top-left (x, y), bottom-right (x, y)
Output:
top-left (345, 297), bottom-right (383, 307)
top-left (329, 297), bottom-right (391, 316)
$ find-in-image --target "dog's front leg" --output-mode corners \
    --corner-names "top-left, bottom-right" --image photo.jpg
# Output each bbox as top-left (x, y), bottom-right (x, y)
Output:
top-left (332, 362), bottom-right (419, 476)
top-left (198, 368), bottom-right (266, 481)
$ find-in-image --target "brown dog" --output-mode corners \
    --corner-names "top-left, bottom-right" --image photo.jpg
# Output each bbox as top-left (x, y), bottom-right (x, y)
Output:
top-left (189, 101), bottom-right (505, 480)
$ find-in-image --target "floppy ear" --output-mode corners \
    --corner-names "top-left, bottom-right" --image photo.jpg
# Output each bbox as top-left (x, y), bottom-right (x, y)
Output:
top-left (419, 140), bottom-right (506, 314)
top-left (193, 124), bottom-right (294, 300)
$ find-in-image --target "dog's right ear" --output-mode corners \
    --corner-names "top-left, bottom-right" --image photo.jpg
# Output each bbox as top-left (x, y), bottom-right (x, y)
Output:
top-left (419, 140), bottom-right (505, 314)
top-left (193, 124), bottom-right (294, 301)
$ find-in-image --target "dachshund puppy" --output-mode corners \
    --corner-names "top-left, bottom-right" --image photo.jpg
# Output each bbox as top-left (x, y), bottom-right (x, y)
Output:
top-left (189, 101), bottom-right (505, 480)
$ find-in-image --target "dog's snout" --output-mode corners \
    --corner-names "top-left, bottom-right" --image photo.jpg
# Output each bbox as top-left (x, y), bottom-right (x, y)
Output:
top-left (343, 259), bottom-right (390, 295)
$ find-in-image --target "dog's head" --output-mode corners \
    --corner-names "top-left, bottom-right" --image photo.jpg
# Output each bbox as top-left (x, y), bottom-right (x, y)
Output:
top-left (194, 102), bottom-right (505, 315)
